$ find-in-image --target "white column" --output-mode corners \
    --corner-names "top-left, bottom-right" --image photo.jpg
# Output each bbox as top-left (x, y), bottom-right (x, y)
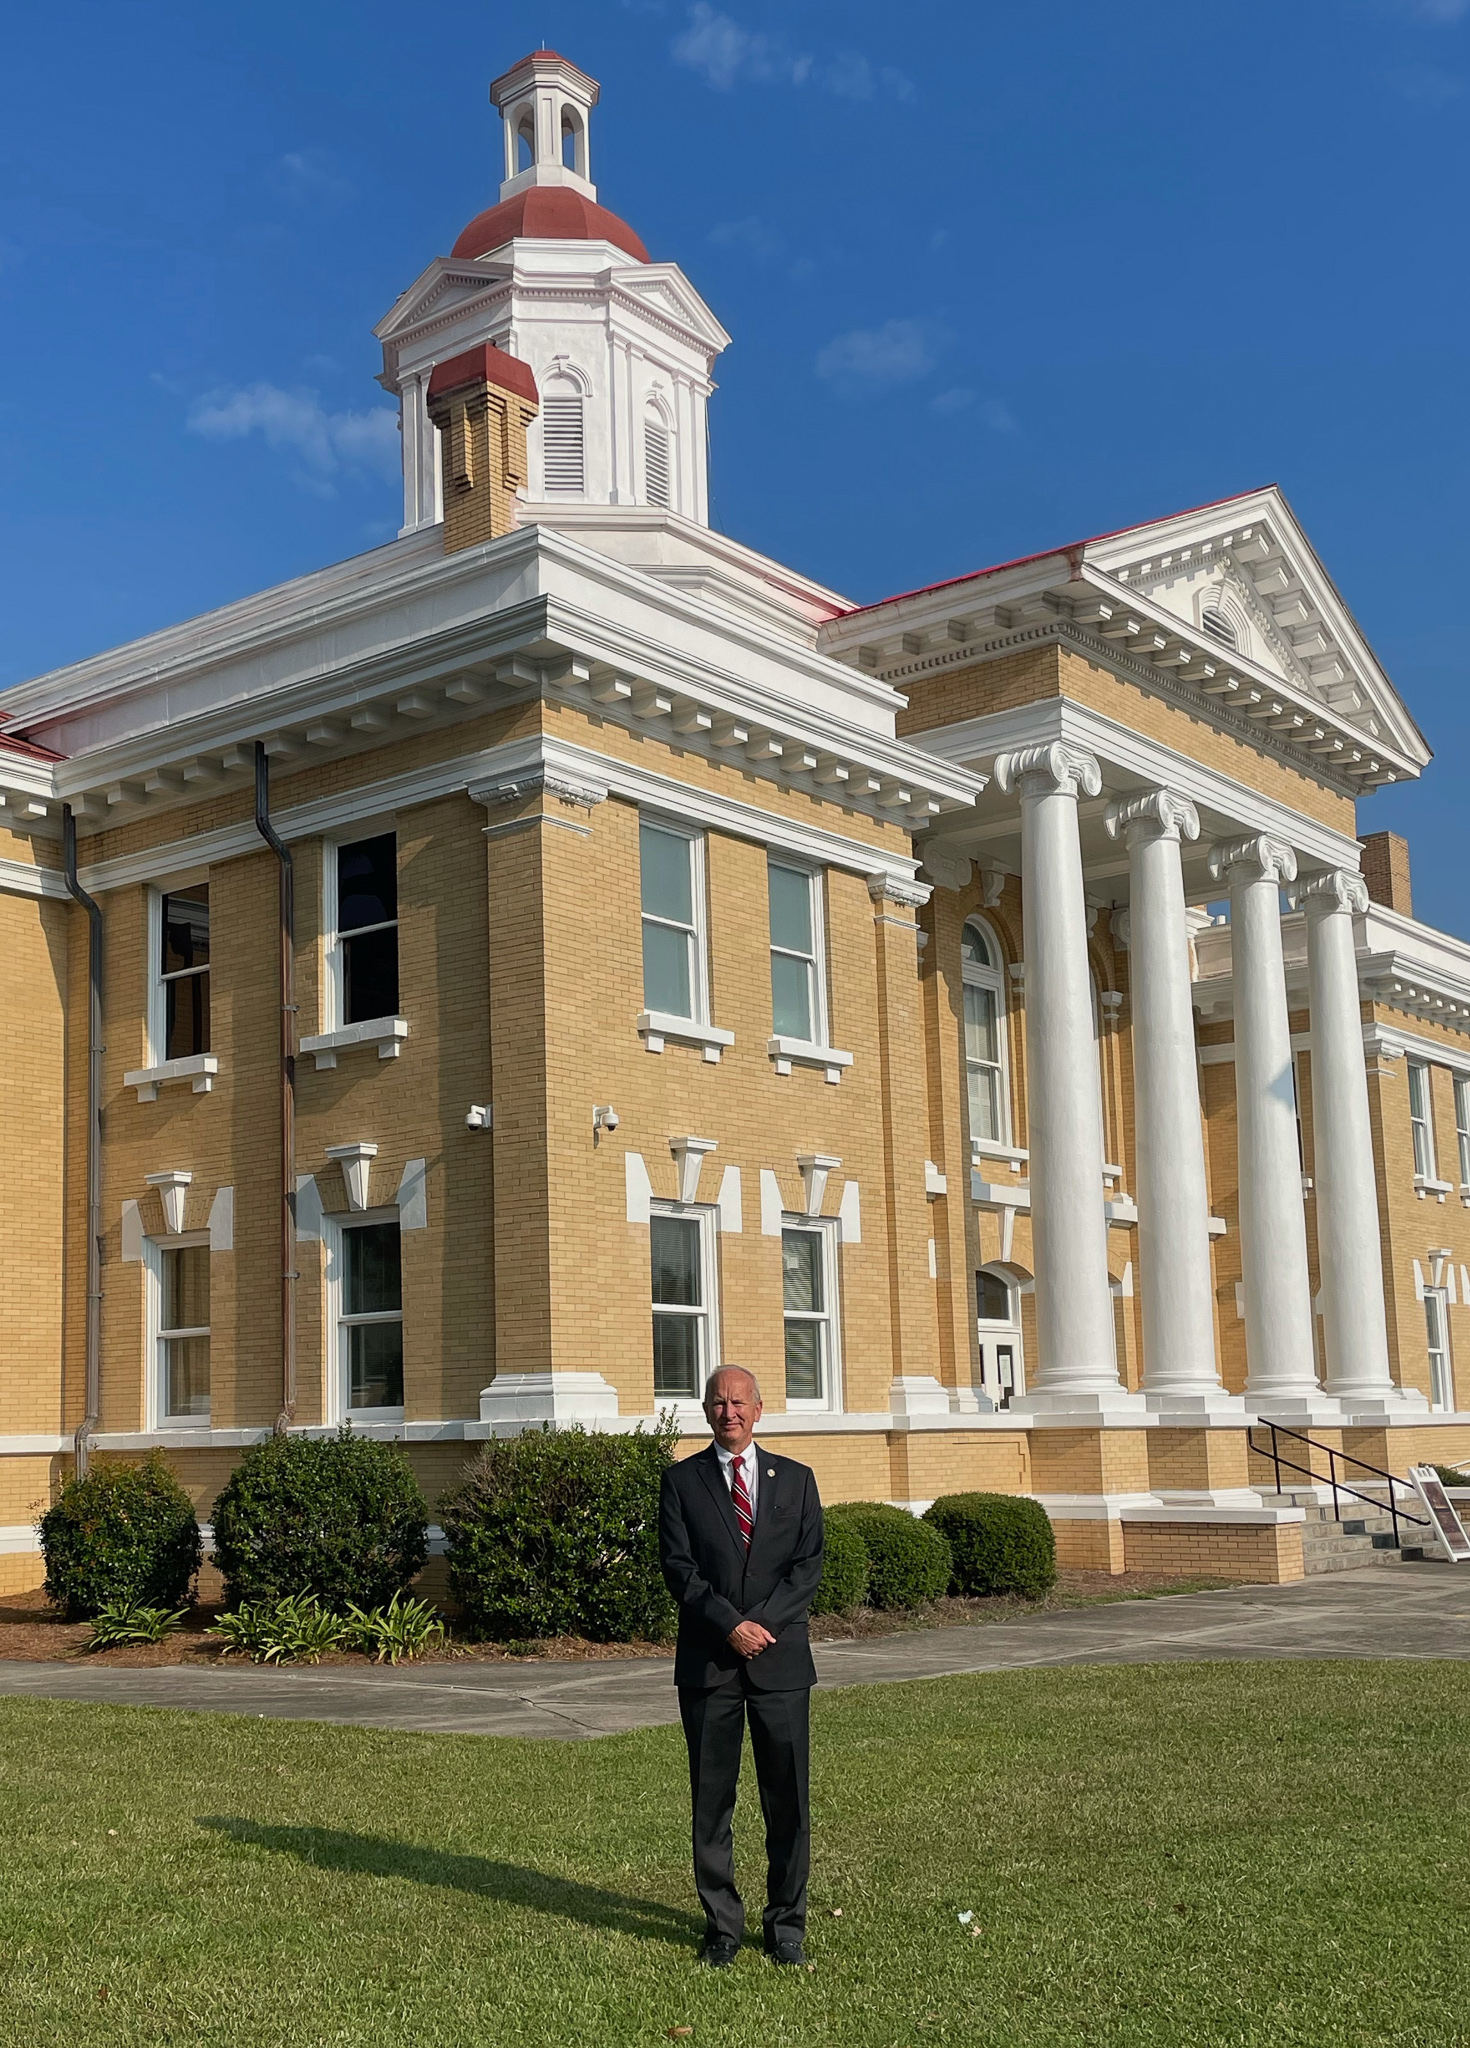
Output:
top-left (1294, 870), bottom-right (1426, 1416)
top-left (397, 371), bottom-right (440, 537)
top-left (1106, 791), bottom-right (1237, 1414)
top-left (1208, 834), bottom-right (1332, 1419)
top-left (996, 744), bottom-right (1142, 1414)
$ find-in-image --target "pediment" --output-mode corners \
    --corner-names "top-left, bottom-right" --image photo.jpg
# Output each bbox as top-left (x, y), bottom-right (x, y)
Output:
top-left (1085, 487), bottom-right (1428, 768)
top-left (612, 263), bottom-right (732, 352)
top-left (374, 259), bottom-right (507, 344)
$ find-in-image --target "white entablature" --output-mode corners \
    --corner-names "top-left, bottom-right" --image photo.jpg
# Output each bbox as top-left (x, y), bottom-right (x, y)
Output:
top-left (376, 52), bottom-right (730, 538)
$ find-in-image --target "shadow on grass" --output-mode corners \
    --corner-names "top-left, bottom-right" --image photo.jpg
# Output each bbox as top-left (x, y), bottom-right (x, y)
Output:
top-left (199, 1818), bottom-right (701, 1946)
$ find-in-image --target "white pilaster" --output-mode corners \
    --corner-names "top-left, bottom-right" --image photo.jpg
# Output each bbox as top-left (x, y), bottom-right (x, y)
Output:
top-left (996, 743), bottom-right (1143, 1416)
top-left (1208, 834), bottom-right (1334, 1421)
top-left (1106, 791), bottom-right (1238, 1416)
top-left (398, 370), bottom-right (440, 536)
top-left (1294, 869), bottom-right (1427, 1418)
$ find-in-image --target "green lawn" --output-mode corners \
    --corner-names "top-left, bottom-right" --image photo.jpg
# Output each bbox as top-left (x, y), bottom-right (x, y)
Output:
top-left (0, 1664), bottom-right (1467, 2047)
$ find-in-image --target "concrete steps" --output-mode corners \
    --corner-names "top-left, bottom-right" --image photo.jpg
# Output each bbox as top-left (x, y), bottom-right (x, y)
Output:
top-left (1294, 1503), bottom-right (1431, 1574)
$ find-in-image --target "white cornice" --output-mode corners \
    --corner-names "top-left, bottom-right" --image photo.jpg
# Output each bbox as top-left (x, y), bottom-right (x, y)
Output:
top-left (76, 729), bottom-right (928, 896)
top-left (0, 855), bottom-right (68, 901)
top-left (913, 696), bottom-right (1364, 874)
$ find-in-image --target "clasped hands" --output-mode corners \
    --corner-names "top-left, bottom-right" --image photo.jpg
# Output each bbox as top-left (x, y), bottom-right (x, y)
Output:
top-left (726, 1619), bottom-right (776, 1659)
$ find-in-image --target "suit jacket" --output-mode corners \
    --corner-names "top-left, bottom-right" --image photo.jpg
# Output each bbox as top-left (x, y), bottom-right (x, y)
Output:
top-left (660, 1443), bottom-right (824, 1693)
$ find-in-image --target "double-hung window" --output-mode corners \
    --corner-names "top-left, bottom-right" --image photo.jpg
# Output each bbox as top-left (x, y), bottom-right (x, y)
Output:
top-left (640, 822), bottom-right (704, 1022)
top-left (158, 887), bottom-right (210, 1061)
top-left (338, 1218), bottom-right (404, 1414)
top-left (157, 1241), bottom-right (210, 1422)
top-left (333, 833), bottom-right (399, 1024)
top-left (1409, 1060), bottom-right (1437, 1181)
top-left (650, 1206), bottom-right (716, 1398)
top-left (1455, 1076), bottom-right (1470, 1189)
top-left (769, 863), bottom-right (826, 1045)
top-left (782, 1221), bottom-right (840, 1407)
top-left (1426, 1288), bottom-right (1455, 1411)
top-left (961, 919), bottom-right (1010, 1146)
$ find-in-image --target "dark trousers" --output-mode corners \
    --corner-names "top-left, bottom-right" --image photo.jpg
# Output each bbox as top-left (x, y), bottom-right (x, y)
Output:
top-left (678, 1679), bottom-right (810, 1948)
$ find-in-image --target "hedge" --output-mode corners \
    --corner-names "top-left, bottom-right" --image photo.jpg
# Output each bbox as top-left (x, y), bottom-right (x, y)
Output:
top-left (210, 1428), bottom-right (429, 1612)
top-left (811, 1511), bottom-right (869, 1615)
top-left (439, 1423), bottom-right (677, 1643)
top-left (825, 1502), bottom-right (952, 1609)
top-left (923, 1491), bottom-right (1056, 1599)
top-left (40, 1455), bottom-right (202, 1621)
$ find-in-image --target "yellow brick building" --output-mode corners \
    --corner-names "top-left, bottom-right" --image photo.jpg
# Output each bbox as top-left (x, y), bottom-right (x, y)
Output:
top-left (1, 50), bottom-right (1466, 1591)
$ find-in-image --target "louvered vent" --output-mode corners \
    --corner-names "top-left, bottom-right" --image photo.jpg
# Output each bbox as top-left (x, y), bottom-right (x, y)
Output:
top-left (1201, 606), bottom-right (1238, 650)
top-left (542, 395), bottom-right (585, 494)
top-left (644, 419), bottom-right (671, 508)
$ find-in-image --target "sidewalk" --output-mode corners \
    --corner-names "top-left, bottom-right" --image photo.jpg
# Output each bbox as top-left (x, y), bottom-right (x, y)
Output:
top-left (0, 1565), bottom-right (1463, 1740)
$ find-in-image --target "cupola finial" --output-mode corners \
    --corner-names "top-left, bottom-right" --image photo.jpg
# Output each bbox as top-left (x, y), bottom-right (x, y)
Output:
top-left (489, 50), bottom-right (599, 204)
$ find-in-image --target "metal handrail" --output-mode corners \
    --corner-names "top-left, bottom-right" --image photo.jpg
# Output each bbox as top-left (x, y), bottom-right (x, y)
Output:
top-left (1247, 1421), bottom-right (1432, 1552)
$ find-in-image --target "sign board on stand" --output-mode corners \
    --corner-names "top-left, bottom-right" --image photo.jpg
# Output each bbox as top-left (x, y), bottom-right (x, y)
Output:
top-left (1407, 1466), bottom-right (1470, 1562)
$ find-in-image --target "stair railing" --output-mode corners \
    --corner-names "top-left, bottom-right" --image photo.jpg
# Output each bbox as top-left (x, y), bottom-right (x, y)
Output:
top-left (1247, 1421), bottom-right (1432, 1553)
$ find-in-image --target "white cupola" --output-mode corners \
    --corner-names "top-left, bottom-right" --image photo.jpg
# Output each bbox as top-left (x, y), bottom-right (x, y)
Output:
top-left (376, 51), bottom-right (730, 537)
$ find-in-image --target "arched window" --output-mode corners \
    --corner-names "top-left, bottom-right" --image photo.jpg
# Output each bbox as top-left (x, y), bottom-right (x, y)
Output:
top-left (516, 112), bottom-right (536, 174)
top-left (561, 108), bottom-right (584, 174)
top-left (644, 407), bottom-right (672, 508)
top-left (541, 376), bottom-right (585, 495)
top-left (962, 918), bottom-right (1010, 1146)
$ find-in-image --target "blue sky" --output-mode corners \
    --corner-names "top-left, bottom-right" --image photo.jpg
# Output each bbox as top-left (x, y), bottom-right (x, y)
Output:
top-left (2, 1), bottom-right (1466, 926)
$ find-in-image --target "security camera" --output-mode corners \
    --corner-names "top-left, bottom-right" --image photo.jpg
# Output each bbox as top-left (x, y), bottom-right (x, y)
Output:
top-left (465, 1104), bottom-right (492, 1131)
top-left (593, 1104), bottom-right (620, 1133)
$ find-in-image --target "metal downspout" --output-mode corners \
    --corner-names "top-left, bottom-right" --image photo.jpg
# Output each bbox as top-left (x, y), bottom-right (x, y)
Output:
top-left (62, 807), bottom-right (102, 1480)
top-left (253, 743), bottom-right (297, 1433)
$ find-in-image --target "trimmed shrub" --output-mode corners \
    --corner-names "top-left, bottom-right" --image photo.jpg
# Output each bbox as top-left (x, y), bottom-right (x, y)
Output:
top-left (211, 1428), bottom-right (429, 1612)
top-left (812, 1512), bottom-right (869, 1615)
top-left (923, 1491), bottom-right (1057, 1600)
top-left (40, 1455), bottom-right (202, 1621)
top-left (439, 1422), bottom-right (677, 1644)
top-left (1432, 1465), bottom-right (1470, 1492)
top-left (825, 1502), bottom-right (952, 1610)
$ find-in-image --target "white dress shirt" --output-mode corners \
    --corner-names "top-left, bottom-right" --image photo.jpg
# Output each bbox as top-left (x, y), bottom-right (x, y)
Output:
top-left (715, 1440), bottom-right (759, 1515)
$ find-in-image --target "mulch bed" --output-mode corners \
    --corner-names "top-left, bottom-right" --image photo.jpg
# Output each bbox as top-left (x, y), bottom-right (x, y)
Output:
top-left (0, 1569), bottom-right (1235, 1670)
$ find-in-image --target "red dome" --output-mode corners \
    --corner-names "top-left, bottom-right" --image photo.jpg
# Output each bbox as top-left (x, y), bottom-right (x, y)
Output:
top-left (451, 187), bottom-right (649, 264)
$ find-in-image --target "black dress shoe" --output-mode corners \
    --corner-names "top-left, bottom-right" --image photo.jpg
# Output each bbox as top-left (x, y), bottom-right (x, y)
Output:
top-left (767, 1941), bottom-right (807, 1967)
top-left (699, 1937), bottom-right (740, 1968)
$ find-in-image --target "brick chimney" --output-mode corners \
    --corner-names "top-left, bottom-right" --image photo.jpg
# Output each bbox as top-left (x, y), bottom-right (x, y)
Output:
top-left (426, 344), bottom-right (539, 553)
top-left (1358, 829), bottom-right (1412, 916)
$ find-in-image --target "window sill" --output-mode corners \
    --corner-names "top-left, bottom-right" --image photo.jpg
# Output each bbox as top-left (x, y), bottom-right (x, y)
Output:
top-left (123, 1053), bottom-right (219, 1103)
top-left (1415, 1174), bottom-right (1454, 1203)
top-left (637, 1011), bottom-right (734, 1063)
top-left (342, 1405), bottom-right (406, 1426)
top-left (767, 1035), bottom-right (854, 1084)
top-left (972, 1138), bottom-right (1027, 1171)
top-left (300, 1016), bottom-right (409, 1071)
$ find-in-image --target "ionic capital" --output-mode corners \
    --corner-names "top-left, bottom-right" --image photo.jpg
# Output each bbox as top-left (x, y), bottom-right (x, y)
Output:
top-left (1207, 833), bottom-right (1298, 887)
top-left (1103, 787), bottom-right (1200, 846)
top-left (1290, 868), bottom-right (1370, 918)
top-left (993, 742), bottom-right (1102, 802)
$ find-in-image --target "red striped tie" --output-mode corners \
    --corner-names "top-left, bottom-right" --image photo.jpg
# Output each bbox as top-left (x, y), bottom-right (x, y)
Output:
top-left (730, 1457), bottom-right (753, 1551)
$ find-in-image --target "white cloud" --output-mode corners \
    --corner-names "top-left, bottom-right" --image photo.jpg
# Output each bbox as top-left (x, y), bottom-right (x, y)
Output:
top-left (1389, 62), bottom-right (1463, 98)
top-left (816, 319), bottom-right (947, 391)
top-left (930, 387), bottom-right (975, 416)
top-left (187, 383), bottom-right (399, 497)
top-left (671, 5), bottom-right (913, 98)
top-left (1400, 0), bottom-right (1468, 20)
top-left (980, 399), bottom-right (1020, 434)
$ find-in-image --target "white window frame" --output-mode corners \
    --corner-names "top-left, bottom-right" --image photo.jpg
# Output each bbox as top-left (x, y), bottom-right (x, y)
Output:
top-left (637, 816), bottom-right (732, 1059)
top-left (962, 917), bottom-right (1012, 1154)
top-left (649, 1200), bottom-right (720, 1410)
top-left (323, 828), bottom-right (400, 1034)
top-left (1455, 1075), bottom-right (1470, 1192)
top-left (143, 1230), bottom-right (212, 1431)
top-left (975, 1262), bottom-right (1025, 1411)
top-left (764, 858), bottom-right (852, 1081)
top-left (643, 410), bottom-right (673, 509)
top-left (1409, 1059), bottom-right (1438, 1184)
top-left (1426, 1287), bottom-right (1455, 1412)
top-left (147, 873), bottom-right (211, 1066)
top-left (322, 1206), bottom-right (406, 1424)
top-left (541, 386), bottom-right (586, 496)
top-left (780, 1215), bottom-right (842, 1413)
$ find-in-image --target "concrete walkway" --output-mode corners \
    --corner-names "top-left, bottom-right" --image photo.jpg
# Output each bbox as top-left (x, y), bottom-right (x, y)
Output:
top-left (0, 1564), bottom-right (1466, 1740)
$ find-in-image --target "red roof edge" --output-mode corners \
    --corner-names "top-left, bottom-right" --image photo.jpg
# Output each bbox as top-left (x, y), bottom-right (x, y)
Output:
top-left (427, 344), bottom-right (539, 408)
top-left (841, 485), bottom-right (1277, 620)
top-left (0, 727), bottom-right (66, 763)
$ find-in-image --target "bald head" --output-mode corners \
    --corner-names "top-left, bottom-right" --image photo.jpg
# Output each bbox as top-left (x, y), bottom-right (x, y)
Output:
top-left (703, 1367), bottom-right (763, 1453)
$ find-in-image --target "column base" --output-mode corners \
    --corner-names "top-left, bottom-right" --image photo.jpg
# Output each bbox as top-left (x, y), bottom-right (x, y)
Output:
top-left (478, 1372), bottom-right (620, 1428)
top-left (1244, 1392), bottom-right (1348, 1429)
top-left (1009, 1385), bottom-right (1151, 1424)
top-left (1332, 1385), bottom-right (1432, 1422)
top-left (888, 1375), bottom-right (995, 1418)
top-left (1144, 1387), bottom-right (1250, 1426)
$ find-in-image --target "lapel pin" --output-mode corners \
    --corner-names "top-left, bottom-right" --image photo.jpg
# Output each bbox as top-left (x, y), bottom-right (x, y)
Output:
top-left (767, 1468), bottom-right (775, 1478)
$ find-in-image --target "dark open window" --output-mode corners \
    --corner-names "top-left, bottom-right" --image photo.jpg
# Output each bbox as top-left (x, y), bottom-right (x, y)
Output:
top-left (161, 887), bottom-right (210, 1059)
top-left (337, 834), bottom-right (398, 1023)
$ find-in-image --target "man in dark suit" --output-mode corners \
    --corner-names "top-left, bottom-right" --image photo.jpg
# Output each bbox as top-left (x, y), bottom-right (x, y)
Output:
top-left (659, 1366), bottom-right (824, 1969)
